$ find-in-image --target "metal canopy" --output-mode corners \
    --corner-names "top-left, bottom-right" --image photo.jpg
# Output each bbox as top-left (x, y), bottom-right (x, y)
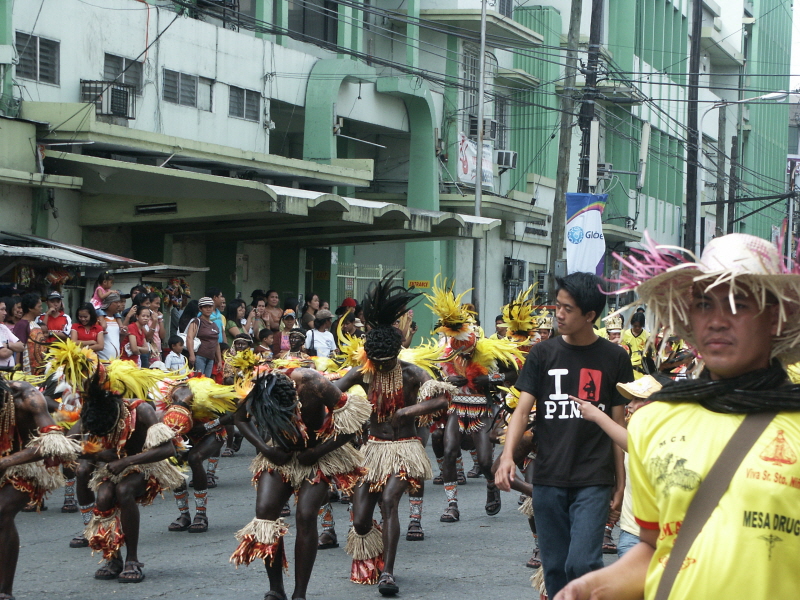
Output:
top-left (0, 244), bottom-right (107, 267)
top-left (0, 231), bottom-right (146, 266)
top-left (47, 153), bottom-right (501, 246)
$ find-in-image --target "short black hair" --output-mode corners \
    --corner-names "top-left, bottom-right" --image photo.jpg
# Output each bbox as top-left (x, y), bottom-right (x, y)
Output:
top-left (20, 292), bottom-right (41, 313)
top-left (631, 312), bottom-right (646, 327)
top-left (130, 285), bottom-right (145, 297)
top-left (206, 287), bottom-right (222, 299)
top-left (495, 314), bottom-right (504, 323)
top-left (635, 306), bottom-right (646, 313)
top-left (168, 335), bottom-right (183, 348)
top-left (258, 328), bottom-right (273, 342)
top-left (365, 326), bottom-right (402, 360)
top-left (555, 272), bottom-right (606, 318)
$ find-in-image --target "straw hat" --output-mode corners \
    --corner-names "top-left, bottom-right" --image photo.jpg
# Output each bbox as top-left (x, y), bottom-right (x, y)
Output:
top-left (611, 233), bottom-right (800, 362)
top-left (616, 375), bottom-right (662, 401)
top-left (605, 314), bottom-right (623, 333)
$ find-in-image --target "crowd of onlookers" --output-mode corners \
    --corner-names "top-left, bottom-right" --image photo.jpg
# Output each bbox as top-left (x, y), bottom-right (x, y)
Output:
top-left (0, 272), bottom-right (372, 378)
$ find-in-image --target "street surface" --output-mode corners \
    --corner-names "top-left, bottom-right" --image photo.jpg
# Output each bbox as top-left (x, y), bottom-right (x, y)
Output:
top-left (14, 443), bottom-right (617, 599)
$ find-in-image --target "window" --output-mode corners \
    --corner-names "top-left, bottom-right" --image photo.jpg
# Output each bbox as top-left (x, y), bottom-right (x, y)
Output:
top-left (163, 69), bottom-right (213, 111)
top-left (495, 95), bottom-right (509, 149)
top-left (15, 32), bottom-right (59, 84)
top-left (503, 257), bottom-right (526, 305)
top-left (463, 45), bottom-right (479, 133)
top-left (287, 0), bottom-right (338, 43)
top-left (229, 86), bottom-right (260, 121)
top-left (497, 0), bottom-right (513, 18)
top-left (104, 54), bottom-right (143, 94)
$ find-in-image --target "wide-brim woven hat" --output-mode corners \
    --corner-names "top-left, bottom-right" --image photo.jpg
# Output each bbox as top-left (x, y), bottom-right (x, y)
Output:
top-left (616, 375), bottom-right (662, 401)
top-left (611, 233), bottom-right (800, 362)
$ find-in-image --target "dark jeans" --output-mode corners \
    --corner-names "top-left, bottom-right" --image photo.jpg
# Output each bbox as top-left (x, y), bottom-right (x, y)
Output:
top-left (532, 484), bottom-right (612, 597)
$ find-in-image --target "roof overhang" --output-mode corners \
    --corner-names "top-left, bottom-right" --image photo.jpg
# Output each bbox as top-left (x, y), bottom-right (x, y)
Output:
top-left (603, 223), bottom-right (642, 244)
top-left (21, 102), bottom-right (374, 188)
top-left (439, 191), bottom-right (545, 222)
top-left (419, 9), bottom-right (544, 47)
top-left (0, 244), bottom-right (107, 268)
top-left (0, 167), bottom-right (82, 190)
top-left (496, 68), bottom-right (540, 90)
top-left (0, 230), bottom-right (146, 266)
top-left (46, 153), bottom-right (500, 246)
top-left (109, 264), bottom-right (210, 278)
top-left (701, 27), bottom-right (745, 67)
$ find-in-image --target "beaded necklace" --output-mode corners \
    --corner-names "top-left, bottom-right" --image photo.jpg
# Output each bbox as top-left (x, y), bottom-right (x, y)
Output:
top-left (364, 361), bottom-right (404, 422)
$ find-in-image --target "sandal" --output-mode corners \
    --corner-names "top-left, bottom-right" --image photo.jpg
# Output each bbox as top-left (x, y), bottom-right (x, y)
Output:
top-left (602, 525), bottom-right (617, 554)
top-left (432, 474), bottom-right (443, 485)
top-left (94, 555), bottom-right (123, 580)
top-left (467, 465), bottom-right (482, 478)
top-left (264, 592), bottom-right (288, 600)
top-left (61, 500), bottom-right (78, 513)
top-left (188, 513), bottom-right (209, 533)
top-left (526, 547), bottom-right (542, 569)
top-left (22, 500), bottom-right (45, 512)
top-left (378, 572), bottom-right (399, 596)
top-left (118, 560), bottom-right (145, 583)
top-left (439, 504), bottom-right (460, 523)
top-left (406, 519), bottom-right (424, 541)
top-left (457, 470), bottom-right (467, 485)
top-left (339, 493), bottom-right (350, 504)
top-left (0, 593), bottom-right (16, 600)
top-left (318, 529), bottom-right (339, 549)
top-left (69, 534), bottom-right (89, 548)
top-left (168, 513), bottom-right (191, 532)
top-left (206, 472), bottom-right (218, 489)
top-left (280, 502), bottom-right (291, 517)
top-left (222, 447), bottom-right (235, 458)
top-left (485, 484), bottom-right (501, 516)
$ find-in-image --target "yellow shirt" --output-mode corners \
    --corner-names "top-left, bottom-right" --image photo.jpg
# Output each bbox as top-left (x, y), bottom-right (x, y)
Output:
top-left (629, 401), bottom-right (800, 599)
top-left (622, 328), bottom-right (649, 377)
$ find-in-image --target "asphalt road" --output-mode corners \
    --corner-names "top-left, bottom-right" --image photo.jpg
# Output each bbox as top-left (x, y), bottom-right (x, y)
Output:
top-left (13, 443), bottom-right (618, 600)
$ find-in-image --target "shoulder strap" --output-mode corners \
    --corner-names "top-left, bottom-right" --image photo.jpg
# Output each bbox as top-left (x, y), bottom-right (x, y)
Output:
top-left (654, 410), bottom-right (776, 600)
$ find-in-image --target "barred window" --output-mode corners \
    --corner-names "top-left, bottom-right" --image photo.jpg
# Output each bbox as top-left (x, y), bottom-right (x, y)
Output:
top-left (15, 32), bottom-right (59, 85)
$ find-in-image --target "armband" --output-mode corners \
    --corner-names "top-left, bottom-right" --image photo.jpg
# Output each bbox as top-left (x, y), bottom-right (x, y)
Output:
top-left (489, 372), bottom-right (505, 383)
top-left (204, 418), bottom-right (221, 432)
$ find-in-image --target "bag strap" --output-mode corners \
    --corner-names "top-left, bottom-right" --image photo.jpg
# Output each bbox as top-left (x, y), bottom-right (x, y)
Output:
top-left (654, 410), bottom-right (776, 600)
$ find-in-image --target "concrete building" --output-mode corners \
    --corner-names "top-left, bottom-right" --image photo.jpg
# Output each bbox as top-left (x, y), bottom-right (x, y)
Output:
top-left (0, 0), bottom-right (792, 333)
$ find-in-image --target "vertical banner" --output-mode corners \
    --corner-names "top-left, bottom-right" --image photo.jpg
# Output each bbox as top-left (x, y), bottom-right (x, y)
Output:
top-left (457, 132), bottom-right (494, 191)
top-left (565, 193), bottom-right (608, 275)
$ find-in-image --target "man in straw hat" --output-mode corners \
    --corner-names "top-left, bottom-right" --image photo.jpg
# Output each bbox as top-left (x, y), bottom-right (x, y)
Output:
top-left (495, 272), bottom-right (633, 597)
top-left (555, 233), bottom-right (800, 600)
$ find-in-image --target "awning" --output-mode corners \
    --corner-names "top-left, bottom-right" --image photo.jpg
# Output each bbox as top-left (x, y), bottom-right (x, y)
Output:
top-left (46, 153), bottom-right (502, 246)
top-left (0, 244), bottom-right (107, 272)
top-left (110, 264), bottom-right (210, 278)
top-left (0, 231), bottom-right (146, 266)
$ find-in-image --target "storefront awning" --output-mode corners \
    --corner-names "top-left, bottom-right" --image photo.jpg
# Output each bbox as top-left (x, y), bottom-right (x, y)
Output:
top-left (0, 244), bottom-right (107, 268)
top-left (0, 231), bottom-right (147, 266)
top-left (46, 153), bottom-right (501, 246)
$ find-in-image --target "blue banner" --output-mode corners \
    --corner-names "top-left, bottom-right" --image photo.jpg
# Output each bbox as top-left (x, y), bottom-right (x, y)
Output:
top-left (565, 193), bottom-right (608, 276)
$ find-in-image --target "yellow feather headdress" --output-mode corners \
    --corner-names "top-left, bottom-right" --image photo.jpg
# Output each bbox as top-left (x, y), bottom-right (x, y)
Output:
top-left (398, 339), bottom-right (452, 379)
top-left (471, 336), bottom-right (525, 371)
top-left (102, 359), bottom-right (167, 400)
top-left (501, 285), bottom-right (539, 337)
top-left (424, 274), bottom-right (475, 340)
top-left (334, 315), bottom-right (367, 369)
top-left (225, 349), bottom-right (265, 382)
top-left (43, 338), bottom-right (98, 394)
top-left (185, 377), bottom-right (238, 421)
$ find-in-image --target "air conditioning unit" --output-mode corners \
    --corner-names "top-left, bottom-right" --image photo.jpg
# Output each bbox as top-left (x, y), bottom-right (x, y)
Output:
top-left (468, 116), bottom-right (498, 141)
top-left (101, 86), bottom-right (131, 117)
top-left (496, 150), bottom-right (518, 170)
top-left (82, 80), bottom-right (136, 119)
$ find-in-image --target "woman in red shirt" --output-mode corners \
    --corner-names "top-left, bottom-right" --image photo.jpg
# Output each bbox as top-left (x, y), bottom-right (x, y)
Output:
top-left (69, 303), bottom-right (105, 353)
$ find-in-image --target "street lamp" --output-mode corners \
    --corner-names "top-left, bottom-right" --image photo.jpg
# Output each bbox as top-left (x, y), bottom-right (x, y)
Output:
top-left (696, 91), bottom-right (788, 256)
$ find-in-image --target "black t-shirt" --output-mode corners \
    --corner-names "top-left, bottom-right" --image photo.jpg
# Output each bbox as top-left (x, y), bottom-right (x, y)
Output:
top-left (516, 335), bottom-right (634, 487)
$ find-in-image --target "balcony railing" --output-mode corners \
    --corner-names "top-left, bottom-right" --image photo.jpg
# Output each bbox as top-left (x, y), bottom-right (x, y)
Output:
top-left (80, 80), bottom-right (136, 119)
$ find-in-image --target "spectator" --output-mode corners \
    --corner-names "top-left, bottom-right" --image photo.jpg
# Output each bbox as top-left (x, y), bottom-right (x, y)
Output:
top-left (97, 292), bottom-right (124, 360)
top-left (121, 306), bottom-right (152, 367)
top-left (496, 272), bottom-right (632, 597)
top-left (126, 293), bottom-right (155, 367)
top-left (164, 335), bottom-right (189, 376)
top-left (277, 309), bottom-right (298, 353)
top-left (0, 300), bottom-right (24, 368)
top-left (3, 296), bottom-right (22, 326)
top-left (263, 289), bottom-right (283, 337)
top-left (148, 292), bottom-right (167, 358)
top-left (334, 311), bottom-right (357, 352)
top-left (255, 328), bottom-right (274, 358)
top-left (225, 299), bottom-right (256, 346)
top-left (36, 291), bottom-right (72, 342)
top-left (12, 293), bottom-right (45, 374)
top-left (206, 287), bottom-right (226, 344)
top-left (178, 299), bottom-right (200, 335)
top-left (186, 297), bottom-right (222, 377)
top-left (300, 292), bottom-right (320, 331)
top-left (90, 272), bottom-right (118, 310)
top-left (305, 309), bottom-right (335, 357)
top-left (121, 284), bottom-right (146, 319)
top-left (69, 303), bottom-right (105, 352)
top-left (169, 291), bottom-right (190, 339)
top-left (250, 296), bottom-right (268, 340)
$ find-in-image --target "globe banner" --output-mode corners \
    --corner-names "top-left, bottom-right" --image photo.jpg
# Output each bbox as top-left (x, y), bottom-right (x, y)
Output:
top-left (565, 193), bottom-right (608, 276)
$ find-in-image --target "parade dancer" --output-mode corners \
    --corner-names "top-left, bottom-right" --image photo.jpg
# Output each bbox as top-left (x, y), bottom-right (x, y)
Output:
top-left (0, 379), bottom-right (80, 599)
top-left (230, 369), bottom-right (372, 600)
top-left (162, 377), bottom-right (238, 533)
top-left (426, 277), bottom-right (522, 523)
top-left (334, 275), bottom-right (455, 596)
top-left (79, 368), bottom-right (183, 583)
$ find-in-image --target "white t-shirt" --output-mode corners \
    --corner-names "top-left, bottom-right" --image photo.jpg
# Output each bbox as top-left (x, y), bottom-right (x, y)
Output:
top-left (0, 323), bottom-right (19, 367)
top-left (98, 315), bottom-right (120, 360)
top-left (305, 329), bottom-right (336, 358)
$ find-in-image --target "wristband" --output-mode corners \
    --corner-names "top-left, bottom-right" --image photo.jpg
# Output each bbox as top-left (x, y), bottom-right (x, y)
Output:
top-left (489, 372), bottom-right (505, 383)
top-left (204, 418), bottom-right (221, 432)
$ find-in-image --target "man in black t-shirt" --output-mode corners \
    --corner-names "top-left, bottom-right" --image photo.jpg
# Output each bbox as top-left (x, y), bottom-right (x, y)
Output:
top-left (496, 272), bottom-right (633, 596)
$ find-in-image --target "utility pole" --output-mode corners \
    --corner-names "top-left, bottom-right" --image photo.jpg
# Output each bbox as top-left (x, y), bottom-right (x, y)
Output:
top-left (577, 0), bottom-right (604, 194)
top-left (470, 0), bottom-right (488, 315)
top-left (726, 135), bottom-right (738, 234)
top-left (548, 0), bottom-right (582, 298)
top-left (714, 108), bottom-right (726, 237)
top-left (685, 0), bottom-right (702, 253)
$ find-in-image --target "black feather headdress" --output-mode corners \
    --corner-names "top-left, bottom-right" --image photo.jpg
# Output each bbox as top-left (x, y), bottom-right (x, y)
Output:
top-left (245, 371), bottom-right (302, 448)
top-left (81, 369), bottom-right (123, 437)
top-left (362, 272), bottom-right (421, 330)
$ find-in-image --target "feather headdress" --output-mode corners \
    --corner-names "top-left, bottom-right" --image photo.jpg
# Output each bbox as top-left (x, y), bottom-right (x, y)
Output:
top-left (362, 271), bottom-right (420, 330)
top-left (398, 340), bottom-right (451, 379)
top-left (471, 336), bottom-right (525, 372)
top-left (102, 359), bottom-right (166, 400)
top-left (42, 338), bottom-right (98, 395)
top-left (185, 377), bottom-right (238, 421)
top-left (225, 349), bottom-right (264, 382)
top-left (425, 274), bottom-right (475, 340)
top-left (502, 285), bottom-right (539, 338)
top-left (334, 313), bottom-right (367, 369)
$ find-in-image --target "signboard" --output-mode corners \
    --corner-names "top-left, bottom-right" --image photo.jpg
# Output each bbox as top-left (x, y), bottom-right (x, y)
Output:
top-left (407, 280), bottom-right (430, 289)
top-left (565, 193), bottom-right (608, 276)
top-left (457, 132), bottom-right (494, 191)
